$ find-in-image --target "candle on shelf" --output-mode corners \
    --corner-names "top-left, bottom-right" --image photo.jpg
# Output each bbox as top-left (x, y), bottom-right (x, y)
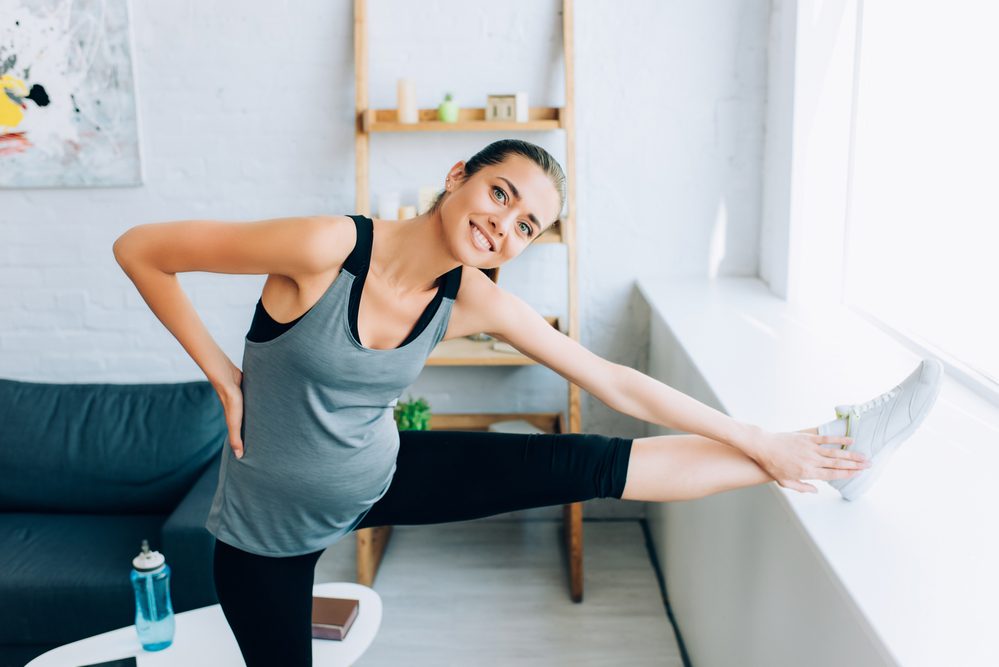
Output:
top-left (398, 205), bottom-right (417, 219)
top-left (417, 185), bottom-right (440, 214)
top-left (377, 192), bottom-right (400, 220)
top-left (397, 78), bottom-right (418, 124)
top-left (514, 92), bottom-right (529, 122)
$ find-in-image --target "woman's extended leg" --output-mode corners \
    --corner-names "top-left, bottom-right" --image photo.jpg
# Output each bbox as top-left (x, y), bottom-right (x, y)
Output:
top-left (353, 425), bottom-right (830, 531)
top-left (619, 426), bottom-right (820, 502)
top-left (353, 429), bottom-right (634, 529)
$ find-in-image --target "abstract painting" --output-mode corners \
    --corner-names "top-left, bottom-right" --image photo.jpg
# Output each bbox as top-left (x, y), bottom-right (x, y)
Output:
top-left (1, 0), bottom-right (142, 188)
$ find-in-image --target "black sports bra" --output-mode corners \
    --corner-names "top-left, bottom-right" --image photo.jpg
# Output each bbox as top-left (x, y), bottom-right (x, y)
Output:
top-left (246, 215), bottom-right (461, 345)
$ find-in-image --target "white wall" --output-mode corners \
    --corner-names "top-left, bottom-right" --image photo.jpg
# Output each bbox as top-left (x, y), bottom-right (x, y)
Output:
top-left (645, 310), bottom-right (892, 667)
top-left (0, 0), bottom-right (769, 459)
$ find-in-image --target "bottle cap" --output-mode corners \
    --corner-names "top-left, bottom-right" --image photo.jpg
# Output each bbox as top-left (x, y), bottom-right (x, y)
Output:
top-left (132, 539), bottom-right (165, 572)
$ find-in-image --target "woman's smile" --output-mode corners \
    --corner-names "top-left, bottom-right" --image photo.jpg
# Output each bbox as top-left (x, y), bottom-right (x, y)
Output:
top-left (470, 220), bottom-right (496, 252)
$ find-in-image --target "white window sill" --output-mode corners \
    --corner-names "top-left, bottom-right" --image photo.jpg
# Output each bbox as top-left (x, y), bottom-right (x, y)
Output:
top-left (637, 276), bottom-right (999, 667)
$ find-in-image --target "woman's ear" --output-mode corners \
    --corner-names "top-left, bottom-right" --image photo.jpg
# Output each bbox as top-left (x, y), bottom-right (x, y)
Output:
top-left (447, 160), bottom-right (466, 186)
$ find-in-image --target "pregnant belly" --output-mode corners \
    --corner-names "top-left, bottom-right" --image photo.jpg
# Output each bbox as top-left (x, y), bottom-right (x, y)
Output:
top-left (225, 429), bottom-right (399, 510)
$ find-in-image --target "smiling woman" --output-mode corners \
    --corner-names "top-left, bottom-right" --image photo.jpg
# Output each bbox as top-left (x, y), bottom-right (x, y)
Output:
top-left (112, 137), bottom-right (874, 666)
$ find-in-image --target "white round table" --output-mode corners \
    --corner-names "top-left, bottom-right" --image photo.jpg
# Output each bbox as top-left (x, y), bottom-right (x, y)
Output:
top-left (26, 582), bottom-right (381, 666)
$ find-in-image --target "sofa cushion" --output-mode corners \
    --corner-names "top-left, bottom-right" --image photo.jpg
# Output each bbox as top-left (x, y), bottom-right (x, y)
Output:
top-left (0, 512), bottom-right (168, 645)
top-left (0, 379), bottom-right (226, 513)
top-left (161, 455), bottom-right (222, 612)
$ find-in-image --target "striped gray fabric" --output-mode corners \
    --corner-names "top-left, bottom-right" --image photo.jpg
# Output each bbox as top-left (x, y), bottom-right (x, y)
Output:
top-left (206, 215), bottom-right (460, 556)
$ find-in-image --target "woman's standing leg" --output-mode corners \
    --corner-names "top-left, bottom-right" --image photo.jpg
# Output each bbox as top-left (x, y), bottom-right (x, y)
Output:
top-left (212, 538), bottom-right (324, 667)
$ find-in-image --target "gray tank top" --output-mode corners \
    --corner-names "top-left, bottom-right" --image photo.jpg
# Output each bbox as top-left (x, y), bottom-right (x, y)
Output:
top-left (205, 214), bottom-right (463, 556)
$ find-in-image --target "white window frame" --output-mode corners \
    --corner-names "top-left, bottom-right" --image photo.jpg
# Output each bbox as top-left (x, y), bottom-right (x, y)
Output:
top-left (760, 0), bottom-right (999, 408)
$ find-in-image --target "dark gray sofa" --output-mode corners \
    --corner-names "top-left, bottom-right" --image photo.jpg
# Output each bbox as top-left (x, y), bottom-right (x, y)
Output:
top-left (0, 378), bottom-right (227, 667)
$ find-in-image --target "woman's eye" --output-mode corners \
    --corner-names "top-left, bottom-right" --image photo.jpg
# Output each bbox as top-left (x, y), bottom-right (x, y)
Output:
top-left (493, 186), bottom-right (531, 236)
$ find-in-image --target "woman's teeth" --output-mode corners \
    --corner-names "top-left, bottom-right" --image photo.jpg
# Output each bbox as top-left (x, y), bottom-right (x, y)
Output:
top-left (471, 223), bottom-right (493, 251)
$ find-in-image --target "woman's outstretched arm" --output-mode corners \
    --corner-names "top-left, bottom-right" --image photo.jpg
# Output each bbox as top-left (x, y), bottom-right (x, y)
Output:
top-left (452, 274), bottom-right (762, 452)
top-left (456, 278), bottom-right (860, 490)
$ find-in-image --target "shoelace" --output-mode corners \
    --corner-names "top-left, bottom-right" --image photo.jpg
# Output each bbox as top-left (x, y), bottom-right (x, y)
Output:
top-left (849, 385), bottom-right (901, 418)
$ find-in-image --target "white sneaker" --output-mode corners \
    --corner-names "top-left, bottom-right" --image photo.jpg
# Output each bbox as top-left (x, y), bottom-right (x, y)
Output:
top-left (823, 358), bottom-right (944, 501)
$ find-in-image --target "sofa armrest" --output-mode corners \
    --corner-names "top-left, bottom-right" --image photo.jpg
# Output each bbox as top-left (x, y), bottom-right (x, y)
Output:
top-left (160, 454), bottom-right (221, 612)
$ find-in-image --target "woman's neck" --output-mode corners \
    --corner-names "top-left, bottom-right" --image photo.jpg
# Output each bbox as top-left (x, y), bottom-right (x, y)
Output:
top-left (369, 213), bottom-right (461, 296)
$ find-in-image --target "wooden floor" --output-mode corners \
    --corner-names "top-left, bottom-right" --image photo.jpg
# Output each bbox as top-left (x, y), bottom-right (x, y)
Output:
top-left (315, 519), bottom-right (685, 666)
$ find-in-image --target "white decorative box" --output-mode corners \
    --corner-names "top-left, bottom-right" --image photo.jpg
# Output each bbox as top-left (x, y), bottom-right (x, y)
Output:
top-left (486, 93), bottom-right (528, 122)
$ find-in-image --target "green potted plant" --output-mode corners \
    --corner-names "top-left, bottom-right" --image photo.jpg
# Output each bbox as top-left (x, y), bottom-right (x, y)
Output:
top-left (394, 395), bottom-right (432, 430)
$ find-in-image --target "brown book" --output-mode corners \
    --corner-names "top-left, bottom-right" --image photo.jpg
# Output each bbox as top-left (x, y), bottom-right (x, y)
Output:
top-left (311, 596), bottom-right (360, 641)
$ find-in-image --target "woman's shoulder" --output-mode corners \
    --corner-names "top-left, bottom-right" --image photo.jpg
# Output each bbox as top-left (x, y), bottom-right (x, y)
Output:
top-left (296, 214), bottom-right (360, 272)
top-left (452, 264), bottom-right (494, 300)
top-left (277, 215), bottom-right (360, 295)
top-left (444, 265), bottom-right (515, 339)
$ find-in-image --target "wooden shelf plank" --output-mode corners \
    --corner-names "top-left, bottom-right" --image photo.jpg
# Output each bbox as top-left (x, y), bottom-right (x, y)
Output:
top-left (427, 316), bottom-right (559, 366)
top-left (534, 217), bottom-right (563, 244)
top-left (429, 411), bottom-right (565, 433)
top-left (361, 107), bottom-right (563, 133)
top-left (426, 336), bottom-right (537, 366)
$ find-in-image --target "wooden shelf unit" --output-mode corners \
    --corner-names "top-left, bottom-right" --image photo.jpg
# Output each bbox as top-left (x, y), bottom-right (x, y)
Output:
top-left (353, 0), bottom-right (585, 602)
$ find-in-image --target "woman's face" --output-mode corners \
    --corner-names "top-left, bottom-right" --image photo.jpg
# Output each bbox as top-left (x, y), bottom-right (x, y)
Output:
top-left (439, 154), bottom-right (562, 269)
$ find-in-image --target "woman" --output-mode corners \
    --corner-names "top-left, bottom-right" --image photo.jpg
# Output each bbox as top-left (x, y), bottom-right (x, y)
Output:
top-left (113, 139), bottom-right (941, 665)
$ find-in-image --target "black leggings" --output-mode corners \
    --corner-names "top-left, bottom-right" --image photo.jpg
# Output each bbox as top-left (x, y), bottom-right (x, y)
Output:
top-left (212, 428), bottom-right (634, 667)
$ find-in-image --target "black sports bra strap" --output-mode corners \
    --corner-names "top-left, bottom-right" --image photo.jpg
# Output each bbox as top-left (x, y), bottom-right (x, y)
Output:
top-left (342, 214), bottom-right (373, 276)
top-left (443, 264), bottom-right (462, 299)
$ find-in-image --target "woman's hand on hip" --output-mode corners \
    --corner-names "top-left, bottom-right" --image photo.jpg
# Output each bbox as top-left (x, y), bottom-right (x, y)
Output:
top-left (747, 430), bottom-right (867, 493)
top-left (212, 363), bottom-right (245, 459)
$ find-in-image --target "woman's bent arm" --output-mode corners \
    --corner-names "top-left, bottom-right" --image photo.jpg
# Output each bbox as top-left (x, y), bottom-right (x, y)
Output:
top-left (111, 258), bottom-right (236, 387)
top-left (111, 216), bottom-right (341, 384)
top-left (112, 215), bottom-right (347, 381)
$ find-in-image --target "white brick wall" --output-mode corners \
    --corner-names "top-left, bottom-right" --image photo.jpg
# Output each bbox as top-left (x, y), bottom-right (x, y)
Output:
top-left (0, 0), bottom-right (769, 453)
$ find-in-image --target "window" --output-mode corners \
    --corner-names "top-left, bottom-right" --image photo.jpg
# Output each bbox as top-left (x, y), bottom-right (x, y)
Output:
top-left (843, 1), bottom-right (999, 389)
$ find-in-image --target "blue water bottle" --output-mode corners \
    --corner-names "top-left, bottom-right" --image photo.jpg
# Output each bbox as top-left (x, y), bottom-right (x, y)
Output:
top-left (130, 539), bottom-right (175, 651)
